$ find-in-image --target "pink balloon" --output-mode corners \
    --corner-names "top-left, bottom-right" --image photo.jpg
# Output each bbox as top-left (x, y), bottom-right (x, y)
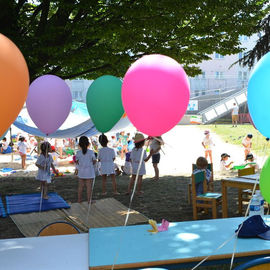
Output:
top-left (122, 54), bottom-right (190, 136)
top-left (26, 75), bottom-right (72, 135)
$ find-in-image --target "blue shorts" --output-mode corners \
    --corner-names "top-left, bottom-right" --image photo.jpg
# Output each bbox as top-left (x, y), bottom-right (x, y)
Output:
top-left (152, 153), bottom-right (160, 164)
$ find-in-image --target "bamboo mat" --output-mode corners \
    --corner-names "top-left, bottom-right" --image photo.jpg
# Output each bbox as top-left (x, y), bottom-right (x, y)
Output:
top-left (10, 198), bottom-right (148, 237)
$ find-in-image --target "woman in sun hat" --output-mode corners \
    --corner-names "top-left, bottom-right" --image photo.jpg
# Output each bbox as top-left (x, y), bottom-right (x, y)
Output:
top-left (126, 133), bottom-right (149, 195)
top-left (202, 130), bottom-right (214, 164)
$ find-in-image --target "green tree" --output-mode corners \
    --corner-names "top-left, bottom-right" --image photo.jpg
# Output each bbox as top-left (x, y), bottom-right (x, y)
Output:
top-left (239, 12), bottom-right (270, 68)
top-left (0, 0), bottom-right (266, 81)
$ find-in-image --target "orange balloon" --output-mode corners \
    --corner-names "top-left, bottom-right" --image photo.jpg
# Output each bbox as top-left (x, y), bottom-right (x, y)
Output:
top-left (0, 34), bottom-right (29, 136)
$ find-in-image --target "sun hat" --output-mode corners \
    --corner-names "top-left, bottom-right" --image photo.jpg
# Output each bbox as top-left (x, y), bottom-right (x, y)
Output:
top-left (133, 133), bottom-right (145, 143)
top-left (221, 153), bottom-right (230, 160)
top-left (236, 215), bottom-right (270, 240)
top-left (245, 153), bottom-right (254, 160)
top-left (204, 130), bottom-right (210, 135)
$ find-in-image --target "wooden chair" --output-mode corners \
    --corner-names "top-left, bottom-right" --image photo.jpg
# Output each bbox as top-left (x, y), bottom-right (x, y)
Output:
top-left (188, 163), bottom-right (213, 204)
top-left (234, 256), bottom-right (270, 270)
top-left (37, 221), bottom-right (80, 236)
top-left (191, 171), bottom-right (222, 220)
top-left (237, 167), bottom-right (255, 214)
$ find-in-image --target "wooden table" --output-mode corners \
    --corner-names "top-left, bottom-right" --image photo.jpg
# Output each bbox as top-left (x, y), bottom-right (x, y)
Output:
top-left (221, 174), bottom-right (260, 218)
top-left (89, 217), bottom-right (270, 270)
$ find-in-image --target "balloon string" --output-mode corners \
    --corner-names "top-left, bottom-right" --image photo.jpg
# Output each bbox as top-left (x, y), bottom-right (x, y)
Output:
top-left (111, 143), bottom-right (148, 270)
top-left (86, 176), bottom-right (96, 221)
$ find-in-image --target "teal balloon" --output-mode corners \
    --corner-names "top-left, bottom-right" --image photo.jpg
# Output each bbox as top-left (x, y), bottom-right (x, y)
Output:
top-left (260, 156), bottom-right (270, 203)
top-left (86, 75), bottom-right (124, 133)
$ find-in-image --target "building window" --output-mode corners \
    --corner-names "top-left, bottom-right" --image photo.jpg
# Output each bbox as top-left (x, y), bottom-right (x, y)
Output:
top-left (243, 72), bottom-right (247, 80)
top-left (215, 71), bottom-right (223, 79)
top-left (201, 90), bottom-right (206, 95)
top-left (239, 52), bottom-right (243, 59)
top-left (239, 35), bottom-right (248, 42)
top-left (195, 90), bottom-right (199, 97)
top-left (215, 53), bottom-right (224, 59)
top-left (201, 72), bottom-right (205, 79)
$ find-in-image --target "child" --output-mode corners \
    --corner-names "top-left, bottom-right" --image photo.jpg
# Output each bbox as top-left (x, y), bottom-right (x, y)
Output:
top-left (242, 134), bottom-right (253, 159)
top-left (245, 153), bottom-right (259, 170)
top-left (119, 131), bottom-right (128, 159)
top-left (76, 136), bottom-right (97, 203)
top-left (147, 136), bottom-right (164, 181)
top-left (202, 130), bottom-right (214, 164)
top-left (220, 153), bottom-right (234, 172)
top-left (193, 157), bottom-right (212, 195)
top-left (0, 137), bottom-right (12, 154)
top-left (17, 136), bottom-right (28, 169)
top-left (50, 146), bottom-right (59, 166)
top-left (121, 152), bottom-right (132, 175)
top-left (35, 142), bottom-right (58, 199)
top-left (127, 133), bottom-right (148, 195)
top-left (98, 134), bottom-right (119, 195)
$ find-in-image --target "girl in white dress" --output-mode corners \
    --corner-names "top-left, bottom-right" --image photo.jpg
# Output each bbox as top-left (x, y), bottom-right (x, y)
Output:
top-left (35, 142), bottom-right (58, 199)
top-left (76, 136), bottom-right (96, 203)
top-left (127, 133), bottom-right (149, 195)
top-left (98, 134), bottom-right (119, 195)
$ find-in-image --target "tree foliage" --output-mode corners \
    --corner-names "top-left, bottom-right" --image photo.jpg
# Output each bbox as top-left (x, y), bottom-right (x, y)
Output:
top-left (239, 11), bottom-right (270, 68)
top-left (0, 0), bottom-right (266, 81)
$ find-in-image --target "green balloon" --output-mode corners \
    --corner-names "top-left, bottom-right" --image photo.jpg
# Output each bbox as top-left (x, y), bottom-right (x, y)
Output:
top-left (86, 75), bottom-right (124, 133)
top-left (260, 156), bottom-right (270, 203)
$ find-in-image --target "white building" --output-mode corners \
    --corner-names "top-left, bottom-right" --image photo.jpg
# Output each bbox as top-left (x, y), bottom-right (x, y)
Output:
top-left (189, 34), bottom-right (258, 98)
top-left (65, 79), bottom-right (93, 102)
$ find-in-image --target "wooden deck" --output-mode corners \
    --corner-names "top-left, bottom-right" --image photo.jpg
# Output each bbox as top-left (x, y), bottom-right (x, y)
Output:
top-left (10, 198), bottom-right (148, 237)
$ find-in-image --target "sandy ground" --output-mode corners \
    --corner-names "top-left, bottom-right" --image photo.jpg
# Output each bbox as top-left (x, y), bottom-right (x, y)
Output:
top-left (0, 125), bottom-right (264, 179)
top-left (144, 125), bottom-right (263, 178)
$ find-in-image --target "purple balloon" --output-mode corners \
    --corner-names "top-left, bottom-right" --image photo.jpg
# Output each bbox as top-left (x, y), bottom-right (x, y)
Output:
top-left (26, 75), bottom-right (72, 135)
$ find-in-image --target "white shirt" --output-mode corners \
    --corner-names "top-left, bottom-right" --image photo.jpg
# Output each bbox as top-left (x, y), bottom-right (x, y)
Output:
top-left (76, 149), bottom-right (96, 179)
top-left (220, 160), bottom-right (227, 171)
top-left (232, 105), bottom-right (239, 115)
top-left (130, 148), bottom-right (147, 175)
top-left (36, 154), bottom-right (53, 183)
top-left (150, 138), bottom-right (163, 153)
top-left (203, 136), bottom-right (214, 150)
top-left (97, 147), bottom-right (116, 175)
top-left (18, 141), bottom-right (28, 154)
top-left (2, 141), bottom-right (8, 150)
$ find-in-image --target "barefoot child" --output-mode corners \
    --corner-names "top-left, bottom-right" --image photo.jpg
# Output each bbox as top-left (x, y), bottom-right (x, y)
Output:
top-left (242, 134), bottom-right (253, 159)
top-left (220, 153), bottom-right (234, 172)
top-left (17, 136), bottom-right (29, 169)
top-left (76, 136), bottom-right (96, 203)
top-left (147, 136), bottom-right (164, 181)
top-left (98, 134), bottom-right (119, 195)
top-left (35, 142), bottom-right (58, 199)
top-left (127, 133), bottom-right (148, 195)
top-left (202, 130), bottom-right (214, 164)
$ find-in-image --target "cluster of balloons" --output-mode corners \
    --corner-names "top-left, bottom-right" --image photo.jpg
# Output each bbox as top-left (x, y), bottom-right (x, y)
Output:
top-left (0, 33), bottom-right (190, 140)
top-left (88, 54), bottom-right (190, 137)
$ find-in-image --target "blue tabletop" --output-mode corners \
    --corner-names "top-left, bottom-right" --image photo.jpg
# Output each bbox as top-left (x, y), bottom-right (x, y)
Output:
top-left (89, 217), bottom-right (270, 269)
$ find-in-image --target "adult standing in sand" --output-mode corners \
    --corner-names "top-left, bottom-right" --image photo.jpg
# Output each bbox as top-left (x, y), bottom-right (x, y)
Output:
top-left (231, 102), bottom-right (239, 127)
